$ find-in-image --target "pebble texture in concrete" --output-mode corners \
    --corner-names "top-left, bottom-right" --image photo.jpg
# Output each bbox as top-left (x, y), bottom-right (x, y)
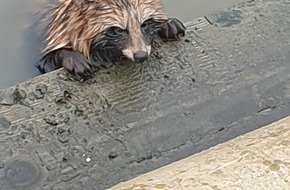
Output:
top-left (0, 0), bottom-right (290, 189)
top-left (109, 116), bottom-right (290, 190)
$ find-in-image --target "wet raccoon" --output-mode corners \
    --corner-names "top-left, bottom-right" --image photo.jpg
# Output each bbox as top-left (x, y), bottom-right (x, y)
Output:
top-left (37, 0), bottom-right (186, 78)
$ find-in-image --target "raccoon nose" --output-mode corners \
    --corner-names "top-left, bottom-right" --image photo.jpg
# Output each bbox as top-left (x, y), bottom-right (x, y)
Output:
top-left (133, 51), bottom-right (148, 62)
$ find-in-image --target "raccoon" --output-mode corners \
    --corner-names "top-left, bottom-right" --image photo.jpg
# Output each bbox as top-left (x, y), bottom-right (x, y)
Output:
top-left (37, 0), bottom-right (186, 78)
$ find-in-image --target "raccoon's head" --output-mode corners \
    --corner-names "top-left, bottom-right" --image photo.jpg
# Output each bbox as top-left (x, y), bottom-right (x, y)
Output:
top-left (44, 0), bottom-right (168, 66)
top-left (88, 0), bottom-right (168, 63)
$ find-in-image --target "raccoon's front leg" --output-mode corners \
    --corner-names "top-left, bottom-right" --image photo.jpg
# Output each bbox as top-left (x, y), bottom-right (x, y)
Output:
top-left (37, 49), bottom-right (92, 79)
top-left (158, 18), bottom-right (186, 41)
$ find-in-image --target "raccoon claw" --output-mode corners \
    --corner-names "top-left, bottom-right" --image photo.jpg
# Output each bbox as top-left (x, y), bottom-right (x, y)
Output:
top-left (61, 50), bottom-right (93, 79)
top-left (37, 49), bottom-right (93, 80)
top-left (159, 18), bottom-right (186, 41)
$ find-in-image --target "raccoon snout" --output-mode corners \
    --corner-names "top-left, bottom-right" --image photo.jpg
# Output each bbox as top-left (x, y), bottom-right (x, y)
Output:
top-left (133, 51), bottom-right (148, 62)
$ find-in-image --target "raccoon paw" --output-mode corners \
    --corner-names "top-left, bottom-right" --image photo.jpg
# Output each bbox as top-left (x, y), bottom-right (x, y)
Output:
top-left (61, 50), bottom-right (92, 79)
top-left (37, 49), bottom-right (92, 80)
top-left (37, 52), bottom-right (63, 74)
top-left (159, 18), bottom-right (186, 41)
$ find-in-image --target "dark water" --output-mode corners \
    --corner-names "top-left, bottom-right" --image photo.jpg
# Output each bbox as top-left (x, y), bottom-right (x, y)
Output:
top-left (0, 0), bottom-right (246, 89)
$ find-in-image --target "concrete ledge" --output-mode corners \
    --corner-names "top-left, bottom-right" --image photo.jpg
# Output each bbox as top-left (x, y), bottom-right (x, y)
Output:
top-left (0, 0), bottom-right (290, 189)
top-left (109, 116), bottom-right (290, 190)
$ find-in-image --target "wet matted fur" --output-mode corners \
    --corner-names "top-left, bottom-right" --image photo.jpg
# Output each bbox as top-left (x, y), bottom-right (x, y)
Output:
top-left (37, 0), bottom-right (186, 79)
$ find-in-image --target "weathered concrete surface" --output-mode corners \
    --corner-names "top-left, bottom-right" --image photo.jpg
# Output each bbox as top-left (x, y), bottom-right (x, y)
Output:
top-left (109, 116), bottom-right (290, 190)
top-left (0, 0), bottom-right (290, 189)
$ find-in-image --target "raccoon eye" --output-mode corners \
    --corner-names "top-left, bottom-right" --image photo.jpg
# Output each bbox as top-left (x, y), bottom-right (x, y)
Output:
top-left (141, 19), bottom-right (151, 29)
top-left (107, 26), bottom-right (126, 36)
top-left (141, 22), bottom-right (148, 29)
top-left (113, 27), bottom-right (124, 34)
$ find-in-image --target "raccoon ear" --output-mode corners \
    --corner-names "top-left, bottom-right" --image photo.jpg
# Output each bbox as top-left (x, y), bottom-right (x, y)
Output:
top-left (158, 18), bottom-right (186, 41)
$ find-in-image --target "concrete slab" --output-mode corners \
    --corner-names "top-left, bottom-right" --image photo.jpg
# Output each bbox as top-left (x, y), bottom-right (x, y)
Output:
top-left (108, 116), bottom-right (290, 190)
top-left (0, 0), bottom-right (290, 189)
